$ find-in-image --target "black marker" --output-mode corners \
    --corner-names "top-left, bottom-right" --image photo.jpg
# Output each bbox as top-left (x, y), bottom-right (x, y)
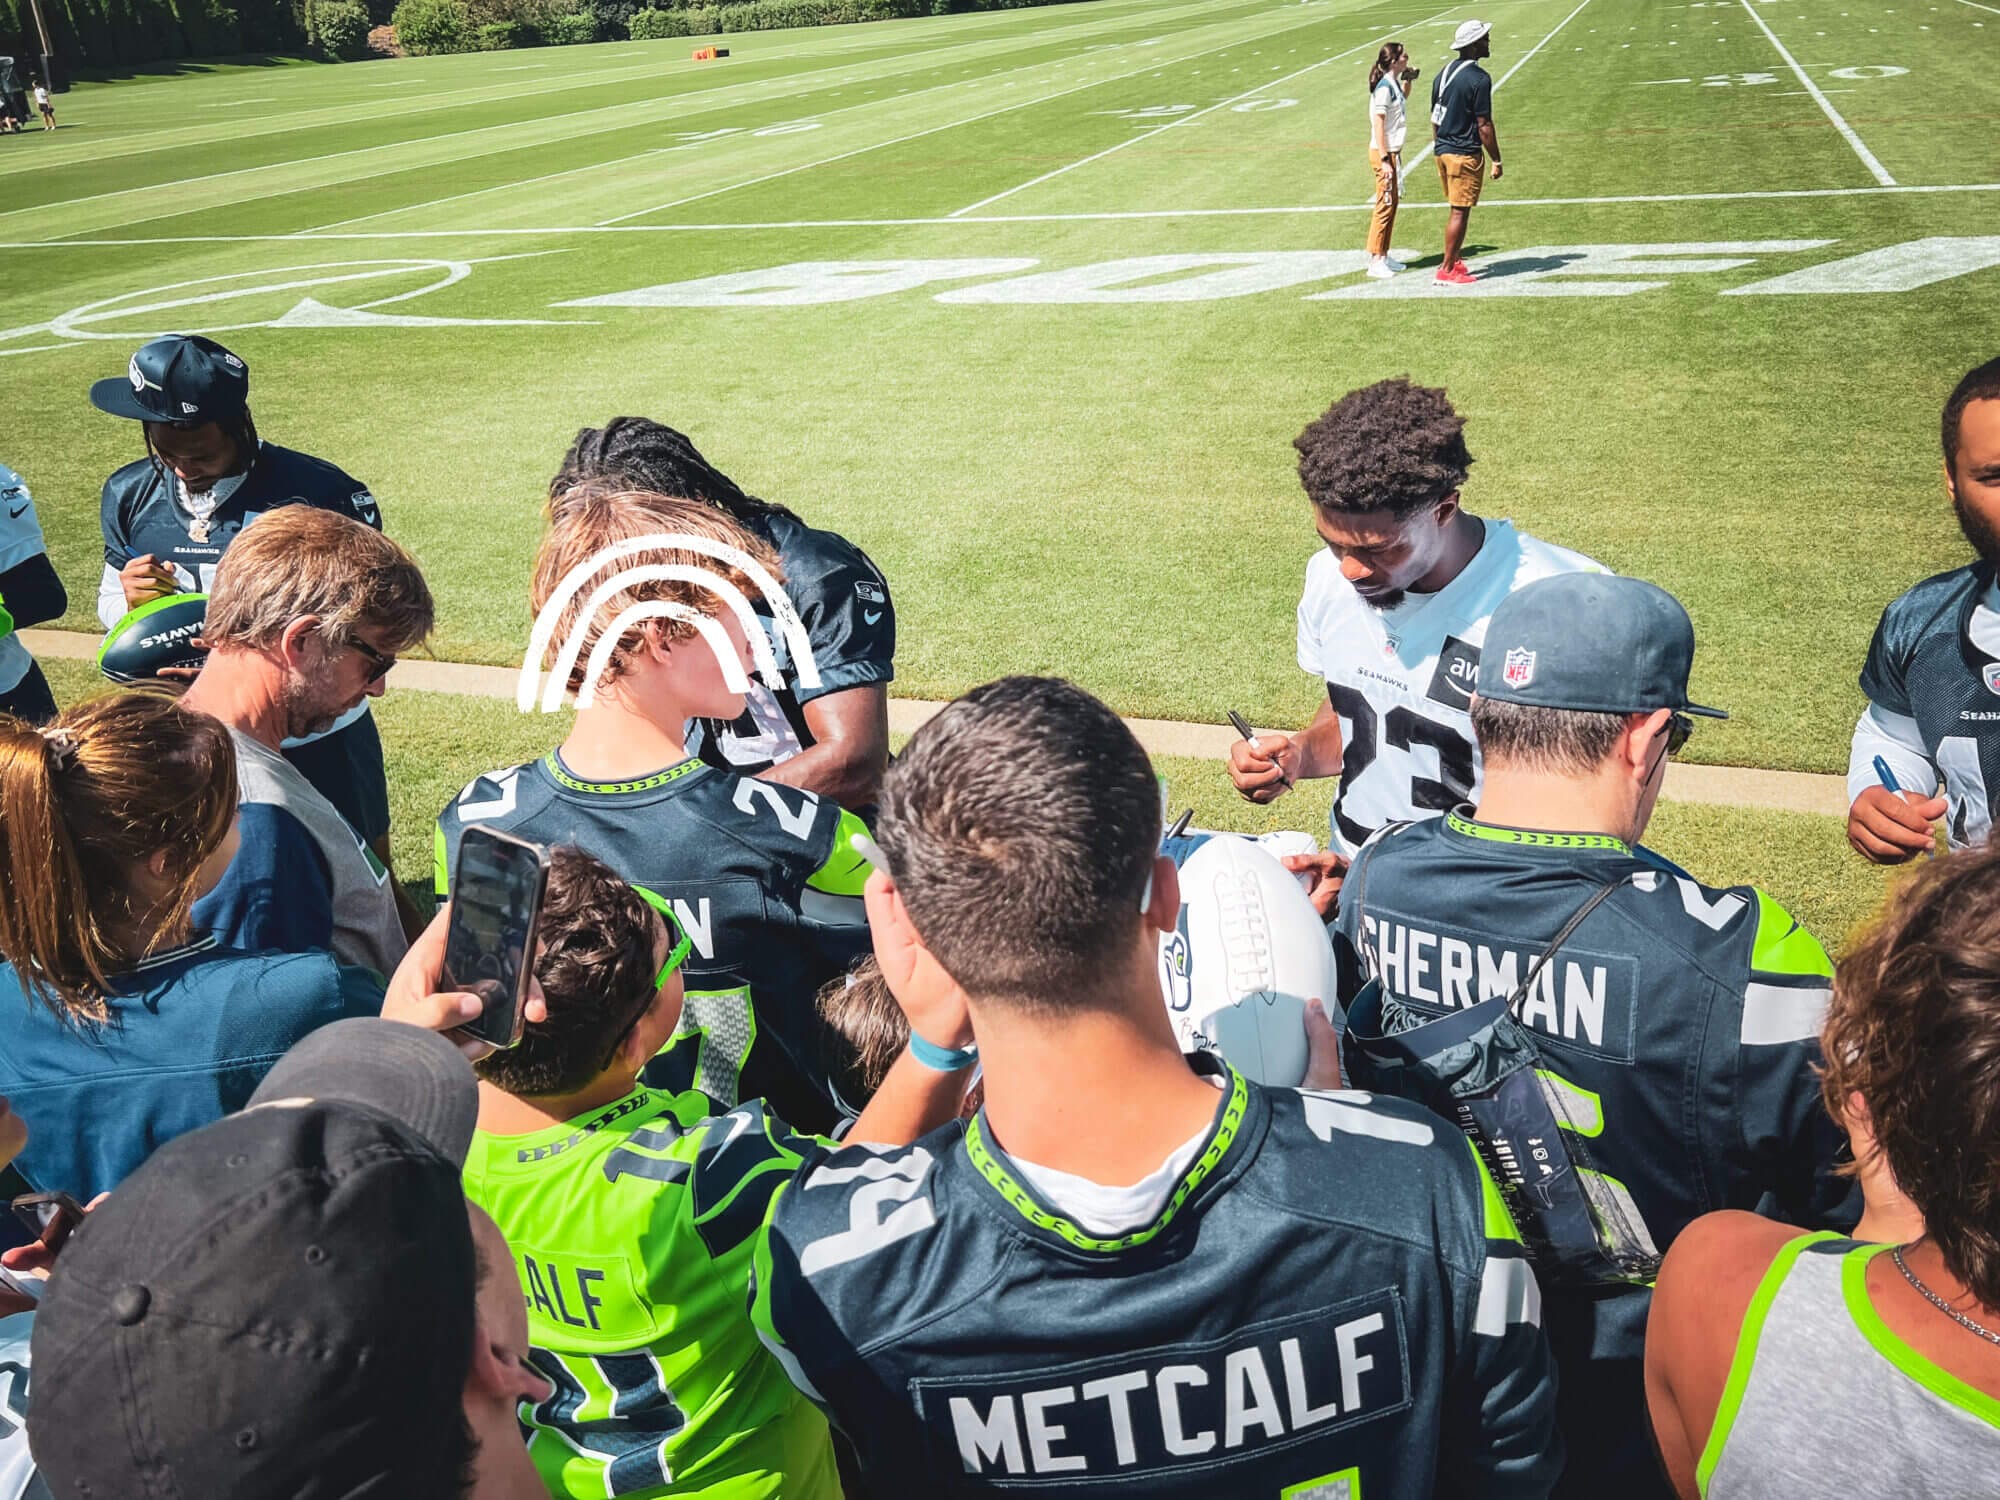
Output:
top-left (1228, 710), bottom-right (1292, 789)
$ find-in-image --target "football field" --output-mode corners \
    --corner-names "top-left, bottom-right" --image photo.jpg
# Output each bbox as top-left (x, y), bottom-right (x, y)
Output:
top-left (2, 0), bottom-right (1994, 934)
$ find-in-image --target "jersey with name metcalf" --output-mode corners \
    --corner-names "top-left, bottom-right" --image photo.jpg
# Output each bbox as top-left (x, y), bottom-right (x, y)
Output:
top-left (1297, 519), bottom-right (1603, 857)
top-left (1854, 562), bottom-right (2000, 849)
top-left (98, 442), bottom-right (380, 619)
top-left (687, 508), bottom-right (895, 781)
top-left (1333, 812), bottom-right (1848, 1496)
top-left (436, 753), bottom-right (870, 1132)
top-left (753, 1061), bottom-right (1562, 1498)
top-left (462, 1089), bottom-right (840, 1500)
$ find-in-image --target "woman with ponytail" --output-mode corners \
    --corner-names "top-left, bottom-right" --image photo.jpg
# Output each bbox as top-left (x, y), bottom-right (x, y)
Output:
top-left (0, 693), bottom-right (384, 1199)
top-left (1366, 42), bottom-right (1416, 278)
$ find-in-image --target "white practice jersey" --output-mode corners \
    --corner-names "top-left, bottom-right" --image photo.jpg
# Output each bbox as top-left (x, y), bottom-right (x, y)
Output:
top-left (0, 462), bottom-right (50, 695)
top-left (1298, 518), bottom-right (1605, 857)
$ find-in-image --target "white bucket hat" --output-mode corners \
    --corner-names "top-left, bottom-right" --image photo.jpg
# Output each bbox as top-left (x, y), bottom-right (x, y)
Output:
top-left (1452, 18), bottom-right (1492, 47)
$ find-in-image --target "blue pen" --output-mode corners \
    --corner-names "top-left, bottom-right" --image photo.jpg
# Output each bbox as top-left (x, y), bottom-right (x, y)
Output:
top-left (1873, 756), bottom-right (1937, 857)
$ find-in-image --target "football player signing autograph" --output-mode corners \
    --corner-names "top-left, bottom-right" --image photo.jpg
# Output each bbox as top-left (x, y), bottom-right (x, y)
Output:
top-left (1231, 379), bottom-right (1601, 913)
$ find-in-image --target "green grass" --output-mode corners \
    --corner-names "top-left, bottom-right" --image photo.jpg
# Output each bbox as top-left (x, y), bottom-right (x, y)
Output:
top-left (38, 656), bottom-right (1906, 949)
top-left (1, 0), bottom-right (1991, 780)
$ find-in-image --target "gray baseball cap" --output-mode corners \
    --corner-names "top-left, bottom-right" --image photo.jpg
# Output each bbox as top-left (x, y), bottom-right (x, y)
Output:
top-left (247, 1017), bottom-right (480, 1166)
top-left (1475, 574), bottom-right (1727, 719)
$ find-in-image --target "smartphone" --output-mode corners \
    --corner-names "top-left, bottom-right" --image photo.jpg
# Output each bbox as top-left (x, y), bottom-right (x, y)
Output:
top-left (11, 1190), bottom-right (84, 1254)
top-left (444, 826), bottom-right (553, 1051)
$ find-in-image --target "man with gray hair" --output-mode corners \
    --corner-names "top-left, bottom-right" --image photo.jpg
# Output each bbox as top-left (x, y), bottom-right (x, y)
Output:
top-left (183, 505), bottom-right (434, 974)
top-left (1331, 572), bottom-right (1849, 1499)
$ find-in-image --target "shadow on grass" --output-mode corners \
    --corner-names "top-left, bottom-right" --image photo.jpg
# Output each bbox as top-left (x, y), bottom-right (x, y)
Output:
top-left (67, 52), bottom-right (331, 84)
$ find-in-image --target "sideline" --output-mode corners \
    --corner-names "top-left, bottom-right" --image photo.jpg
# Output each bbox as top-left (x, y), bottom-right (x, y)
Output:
top-left (18, 627), bottom-right (1850, 817)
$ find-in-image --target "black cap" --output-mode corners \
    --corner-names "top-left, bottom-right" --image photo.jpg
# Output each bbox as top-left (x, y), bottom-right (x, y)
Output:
top-left (29, 1022), bottom-right (480, 1499)
top-left (1476, 573), bottom-right (1728, 719)
top-left (89, 334), bottom-right (249, 425)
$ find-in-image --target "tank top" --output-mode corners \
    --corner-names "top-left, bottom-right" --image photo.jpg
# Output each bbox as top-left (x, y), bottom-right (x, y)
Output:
top-left (1701, 1232), bottom-right (2000, 1497)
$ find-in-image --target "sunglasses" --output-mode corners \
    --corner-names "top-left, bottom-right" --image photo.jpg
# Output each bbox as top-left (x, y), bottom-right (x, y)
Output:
top-left (599, 888), bottom-right (696, 1069)
top-left (347, 637), bottom-right (398, 685)
top-left (12, 1191), bottom-right (84, 1255)
top-left (1654, 712), bottom-right (1695, 761)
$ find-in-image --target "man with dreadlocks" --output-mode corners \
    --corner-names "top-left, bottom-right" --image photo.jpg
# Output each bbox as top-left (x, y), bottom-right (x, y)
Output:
top-left (552, 418), bottom-right (895, 814)
top-left (1229, 378), bottom-right (1603, 913)
top-left (90, 335), bottom-right (420, 935)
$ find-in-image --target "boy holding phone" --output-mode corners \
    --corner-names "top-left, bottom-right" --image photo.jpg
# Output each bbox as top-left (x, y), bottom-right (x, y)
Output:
top-left (461, 847), bottom-right (967, 1500)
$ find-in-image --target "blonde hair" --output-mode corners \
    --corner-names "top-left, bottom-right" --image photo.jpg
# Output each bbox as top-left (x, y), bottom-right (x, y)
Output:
top-left (202, 506), bottom-right (434, 654)
top-left (0, 693), bottom-right (238, 1021)
top-left (530, 483), bottom-right (781, 696)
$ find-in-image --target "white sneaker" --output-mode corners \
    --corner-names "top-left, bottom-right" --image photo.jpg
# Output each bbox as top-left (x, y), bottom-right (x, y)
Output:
top-left (1366, 256), bottom-right (1396, 279)
top-left (1382, 252), bottom-right (1408, 270)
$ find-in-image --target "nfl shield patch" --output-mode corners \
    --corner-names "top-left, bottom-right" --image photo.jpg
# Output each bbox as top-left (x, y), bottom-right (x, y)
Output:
top-left (1503, 648), bottom-right (1537, 690)
top-left (1983, 661), bottom-right (2000, 697)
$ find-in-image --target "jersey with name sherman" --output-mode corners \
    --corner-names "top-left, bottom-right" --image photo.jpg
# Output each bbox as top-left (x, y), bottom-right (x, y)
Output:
top-left (751, 1060), bottom-right (1562, 1497)
top-left (1333, 812), bottom-right (1848, 1497)
top-left (437, 753), bottom-right (871, 1134)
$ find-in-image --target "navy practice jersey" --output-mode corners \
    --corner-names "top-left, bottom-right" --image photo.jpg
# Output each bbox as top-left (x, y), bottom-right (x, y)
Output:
top-left (1334, 812), bottom-right (1850, 1498)
top-left (98, 441), bottom-right (380, 612)
top-left (1856, 562), bottom-right (2000, 849)
top-left (437, 753), bottom-right (872, 1133)
top-left (753, 1059), bottom-right (1563, 1498)
top-left (686, 508), bottom-right (895, 779)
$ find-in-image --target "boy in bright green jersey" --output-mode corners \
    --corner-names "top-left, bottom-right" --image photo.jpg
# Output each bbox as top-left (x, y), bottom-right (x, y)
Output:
top-left (462, 845), bottom-right (967, 1499)
top-left (462, 845), bottom-right (842, 1499)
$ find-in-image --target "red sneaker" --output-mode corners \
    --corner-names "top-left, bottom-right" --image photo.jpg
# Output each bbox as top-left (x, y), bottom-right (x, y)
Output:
top-left (1433, 263), bottom-right (1478, 285)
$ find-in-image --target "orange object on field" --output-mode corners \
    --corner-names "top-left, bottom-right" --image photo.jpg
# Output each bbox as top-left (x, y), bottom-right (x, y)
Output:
top-left (692, 45), bottom-right (729, 59)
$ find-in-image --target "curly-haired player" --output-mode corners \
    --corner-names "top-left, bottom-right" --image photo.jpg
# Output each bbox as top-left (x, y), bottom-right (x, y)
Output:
top-left (1230, 378), bottom-right (1603, 907)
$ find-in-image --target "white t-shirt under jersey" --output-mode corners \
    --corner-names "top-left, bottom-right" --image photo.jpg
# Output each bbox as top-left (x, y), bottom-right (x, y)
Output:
top-left (1297, 517), bottom-right (1604, 859)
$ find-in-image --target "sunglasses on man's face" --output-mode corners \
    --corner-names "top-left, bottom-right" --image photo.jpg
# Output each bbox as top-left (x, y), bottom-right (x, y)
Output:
top-left (347, 637), bottom-right (397, 685)
top-left (1661, 712), bottom-right (1695, 759)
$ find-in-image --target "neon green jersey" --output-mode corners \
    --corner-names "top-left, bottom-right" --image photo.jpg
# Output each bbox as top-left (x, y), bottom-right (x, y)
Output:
top-left (462, 1087), bottom-right (840, 1499)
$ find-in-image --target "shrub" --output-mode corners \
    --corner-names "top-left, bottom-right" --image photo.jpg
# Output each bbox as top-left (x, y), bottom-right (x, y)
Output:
top-left (475, 15), bottom-right (539, 43)
top-left (311, 0), bottom-right (373, 55)
top-left (684, 4), bottom-right (717, 30)
top-left (390, 0), bottom-right (474, 52)
top-left (547, 7), bottom-right (598, 41)
top-left (626, 5), bottom-right (687, 34)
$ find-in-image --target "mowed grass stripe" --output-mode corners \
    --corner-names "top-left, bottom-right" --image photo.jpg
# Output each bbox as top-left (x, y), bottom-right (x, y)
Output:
top-left (0, 0), bottom-right (1252, 229)
top-left (0, 0), bottom-right (1198, 176)
top-left (304, 0), bottom-right (1300, 233)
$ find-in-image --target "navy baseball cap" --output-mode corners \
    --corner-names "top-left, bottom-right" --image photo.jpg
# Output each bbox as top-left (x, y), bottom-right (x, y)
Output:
top-left (1476, 574), bottom-right (1727, 719)
top-left (89, 334), bottom-right (250, 424)
top-left (28, 1022), bottom-right (481, 1499)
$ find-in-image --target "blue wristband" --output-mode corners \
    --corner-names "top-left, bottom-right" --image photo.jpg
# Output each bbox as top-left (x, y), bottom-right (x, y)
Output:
top-left (909, 1031), bottom-right (979, 1073)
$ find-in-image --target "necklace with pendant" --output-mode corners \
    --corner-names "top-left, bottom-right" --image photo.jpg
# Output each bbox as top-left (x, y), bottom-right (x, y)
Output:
top-left (1893, 1246), bottom-right (2000, 1346)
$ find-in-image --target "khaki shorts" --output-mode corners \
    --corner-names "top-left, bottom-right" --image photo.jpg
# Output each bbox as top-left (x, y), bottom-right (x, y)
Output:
top-left (1436, 152), bottom-right (1485, 209)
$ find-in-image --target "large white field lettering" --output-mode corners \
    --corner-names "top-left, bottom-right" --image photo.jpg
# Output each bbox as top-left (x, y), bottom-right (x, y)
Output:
top-left (1722, 237), bottom-right (2000, 294)
top-left (558, 259), bottom-right (1039, 307)
top-left (936, 253), bottom-right (1367, 303)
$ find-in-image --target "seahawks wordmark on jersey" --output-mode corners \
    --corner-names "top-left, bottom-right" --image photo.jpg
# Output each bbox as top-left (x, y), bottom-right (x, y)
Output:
top-left (753, 1060), bottom-right (1562, 1497)
top-left (0, 462), bottom-right (48, 697)
top-left (686, 509), bottom-right (895, 780)
top-left (1297, 519), bottom-right (1602, 857)
top-left (1334, 813), bottom-right (1847, 1497)
top-left (1852, 563), bottom-right (2000, 849)
top-left (462, 1090), bottom-right (839, 1499)
top-left (96, 441), bottom-right (379, 628)
top-left (436, 754), bottom-right (871, 1133)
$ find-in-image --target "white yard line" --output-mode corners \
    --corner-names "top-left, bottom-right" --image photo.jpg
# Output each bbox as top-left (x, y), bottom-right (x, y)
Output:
top-left (949, 5), bottom-right (1460, 219)
top-left (1952, 0), bottom-right (2000, 14)
top-left (1739, 0), bottom-right (1895, 185)
top-left (4, 179), bottom-right (1996, 250)
top-left (597, 0), bottom-right (1380, 226)
top-left (1398, 0), bottom-right (1596, 185)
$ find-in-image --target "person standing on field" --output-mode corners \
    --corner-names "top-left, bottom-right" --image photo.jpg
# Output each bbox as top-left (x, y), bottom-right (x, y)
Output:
top-left (32, 82), bottom-right (52, 131)
top-left (1431, 20), bottom-right (1503, 286)
top-left (1365, 44), bottom-right (1416, 279)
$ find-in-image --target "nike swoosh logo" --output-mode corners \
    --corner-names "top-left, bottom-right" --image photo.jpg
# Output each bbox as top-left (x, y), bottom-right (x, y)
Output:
top-left (5, 503), bottom-right (25, 519)
top-left (863, 609), bottom-right (883, 625)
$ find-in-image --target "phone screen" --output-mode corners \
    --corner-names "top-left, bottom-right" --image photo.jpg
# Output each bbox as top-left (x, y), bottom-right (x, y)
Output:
top-left (445, 827), bottom-right (551, 1050)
